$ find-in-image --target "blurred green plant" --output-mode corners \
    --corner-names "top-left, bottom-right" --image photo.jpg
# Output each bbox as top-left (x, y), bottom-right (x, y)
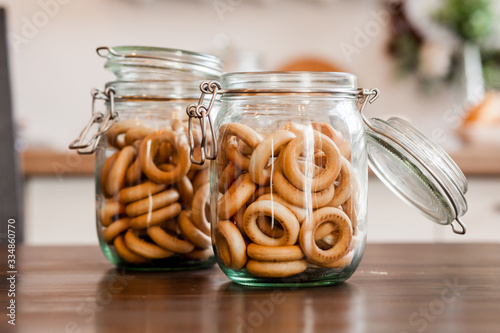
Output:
top-left (390, 34), bottom-right (420, 77)
top-left (434, 0), bottom-right (495, 42)
top-left (388, 0), bottom-right (499, 93)
top-left (482, 50), bottom-right (500, 89)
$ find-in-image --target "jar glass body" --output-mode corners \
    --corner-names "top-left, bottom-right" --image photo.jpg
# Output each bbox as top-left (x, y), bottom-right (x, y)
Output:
top-left (94, 46), bottom-right (222, 270)
top-left (211, 72), bottom-right (367, 286)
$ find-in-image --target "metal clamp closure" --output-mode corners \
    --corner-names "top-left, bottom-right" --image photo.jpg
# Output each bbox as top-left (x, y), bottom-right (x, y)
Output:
top-left (357, 88), bottom-right (380, 114)
top-left (185, 81), bottom-right (221, 165)
top-left (68, 87), bottom-right (118, 154)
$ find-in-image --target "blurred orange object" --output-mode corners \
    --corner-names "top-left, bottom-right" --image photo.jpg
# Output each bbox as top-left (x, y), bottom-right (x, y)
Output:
top-left (278, 57), bottom-right (344, 72)
top-left (459, 91), bottom-right (500, 145)
top-left (463, 92), bottom-right (500, 125)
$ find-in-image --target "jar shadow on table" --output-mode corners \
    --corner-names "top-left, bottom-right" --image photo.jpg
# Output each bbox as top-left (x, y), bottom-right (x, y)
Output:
top-left (91, 268), bottom-right (222, 332)
top-left (214, 281), bottom-right (367, 333)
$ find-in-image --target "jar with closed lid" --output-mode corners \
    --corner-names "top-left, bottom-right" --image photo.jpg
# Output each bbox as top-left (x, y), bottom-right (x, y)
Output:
top-left (70, 46), bottom-right (223, 270)
top-left (187, 71), bottom-right (468, 286)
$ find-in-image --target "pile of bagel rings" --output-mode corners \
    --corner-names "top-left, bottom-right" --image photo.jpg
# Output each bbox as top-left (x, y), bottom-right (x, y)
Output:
top-left (214, 121), bottom-right (359, 278)
top-left (98, 119), bottom-right (213, 265)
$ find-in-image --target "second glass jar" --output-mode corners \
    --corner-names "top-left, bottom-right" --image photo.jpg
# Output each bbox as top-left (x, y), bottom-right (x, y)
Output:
top-left (92, 46), bottom-right (223, 270)
top-left (204, 72), bottom-right (368, 286)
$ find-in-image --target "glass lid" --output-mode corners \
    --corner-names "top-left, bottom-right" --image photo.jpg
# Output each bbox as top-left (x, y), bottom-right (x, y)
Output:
top-left (96, 46), bottom-right (223, 81)
top-left (360, 90), bottom-right (468, 235)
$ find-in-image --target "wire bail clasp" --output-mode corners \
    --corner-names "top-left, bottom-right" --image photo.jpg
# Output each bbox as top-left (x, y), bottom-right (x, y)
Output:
top-left (357, 88), bottom-right (380, 115)
top-left (68, 87), bottom-right (118, 154)
top-left (186, 80), bottom-right (221, 165)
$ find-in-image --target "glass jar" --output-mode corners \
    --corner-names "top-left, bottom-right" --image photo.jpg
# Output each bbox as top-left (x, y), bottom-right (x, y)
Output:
top-left (70, 46), bottom-right (223, 270)
top-left (187, 72), bottom-right (468, 287)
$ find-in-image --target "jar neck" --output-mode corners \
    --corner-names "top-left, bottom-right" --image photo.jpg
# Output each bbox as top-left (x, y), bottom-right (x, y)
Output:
top-left (106, 80), bottom-right (203, 100)
top-left (99, 46), bottom-right (223, 99)
top-left (220, 71), bottom-right (358, 91)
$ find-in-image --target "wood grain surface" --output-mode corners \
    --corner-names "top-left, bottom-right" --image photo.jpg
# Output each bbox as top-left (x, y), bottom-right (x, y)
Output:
top-left (1, 244), bottom-right (499, 333)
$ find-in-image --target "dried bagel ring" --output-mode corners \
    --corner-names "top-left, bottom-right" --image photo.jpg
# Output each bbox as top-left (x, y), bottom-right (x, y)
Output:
top-left (237, 140), bottom-right (254, 155)
top-left (140, 131), bottom-right (191, 184)
top-left (178, 211), bottom-right (211, 249)
top-left (125, 156), bottom-right (143, 186)
top-left (103, 218), bottom-right (130, 243)
top-left (216, 139), bottom-right (230, 178)
top-left (187, 168), bottom-right (197, 180)
top-left (316, 233), bottom-right (340, 250)
top-left (311, 151), bottom-right (327, 169)
top-left (256, 194), bottom-right (307, 223)
top-left (155, 142), bottom-right (173, 165)
top-left (311, 122), bottom-right (351, 159)
top-left (124, 126), bottom-right (156, 145)
top-left (246, 186), bottom-right (272, 205)
top-left (320, 250), bottom-right (354, 268)
top-left (232, 204), bottom-right (247, 237)
top-left (122, 141), bottom-right (143, 184)
top-left (191, 183), bottom-right (211, 235)
top-left (106, 145), bottom-right (137, 196)
top-left (282, 131), bottom-right (341, 192)
top-left (246, 259), bottom-right (307, 278)
top-left (225, 138), bottom-right (251, 170)
top-left (101, 151), bottom-right (119, 197)
top-left (118, 181), bottom-right (167, 204)
top-left (327, 156), bottom-right (352, 207)
top-left (297, 160), bottom-right (324, 177)
top-left (192, 168), bottom-right (210, 191)
top-left (280, 122), bottom-right (307, 136)
top-left (129, 203), bottom-right (182, 229)
top-left (249, 130), bottom-right (296, 185)
top-left (185, 247), bottom-right (214, 260)
top-left (299, 207), bottom-right (352, 264)
top-left (176, 175), bottom-right (194, 207)
top-left (107, 120), bottom-right (141, 149)
top-left (219, 162), bottom-right (241, 193)
top-left (314, 223), bottom-right (340, 250)
top-left (314, 222), bottom-right (337, 241)
top-left (124, 229), bottom-right (174, 259)
top-left (125, 189), bottom-right (180, 217)
top-left (113, 235), bottom-right (148, 264)
top-left (215, 220), bottom-right (247, 270)
top-left (342, 197), bottom-right (358, 235)
top-left (257, 216), bottom-right (284, 238)
top-left (307, 250), bottom-right (354, 269)
top-left (273, 156), bottom-right (334, 209)
top-left (247, 244), bottom-right (304, 262)
top-left (99, 200), bottom-right (126, 227)
top-left (217, 173), bottom-right (257, 220)
top-left (243, 200), bottom-right (300, 246)
top-left (147, 225), bottom-right (195, 254)
top-left (220, 123), bottom-right (262, 170)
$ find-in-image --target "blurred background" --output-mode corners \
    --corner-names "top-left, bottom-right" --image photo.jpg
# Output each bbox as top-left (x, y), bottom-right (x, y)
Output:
top-left (0, 0), bottom-right (499, 245)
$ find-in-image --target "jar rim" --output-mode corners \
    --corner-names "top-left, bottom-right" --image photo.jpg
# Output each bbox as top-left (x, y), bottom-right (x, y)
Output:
top-left (220, 71), bottom-right (358, 91)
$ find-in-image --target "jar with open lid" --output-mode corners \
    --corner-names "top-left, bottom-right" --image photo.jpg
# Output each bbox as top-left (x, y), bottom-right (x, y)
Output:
top-left (187, 71), bottom-right (468, 286)
top-left (70, 46), bottom-right (223, 270)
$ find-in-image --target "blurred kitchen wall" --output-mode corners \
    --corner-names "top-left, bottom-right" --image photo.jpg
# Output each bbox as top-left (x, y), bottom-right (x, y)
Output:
top-left (1, 0), bottom-right (464, 151)
top-left (4, 0), bottom-right (499, 245)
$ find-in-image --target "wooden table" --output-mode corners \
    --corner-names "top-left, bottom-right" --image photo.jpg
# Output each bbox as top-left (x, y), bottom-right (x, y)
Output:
top-left (2, 244), bottom-right (499, 333)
